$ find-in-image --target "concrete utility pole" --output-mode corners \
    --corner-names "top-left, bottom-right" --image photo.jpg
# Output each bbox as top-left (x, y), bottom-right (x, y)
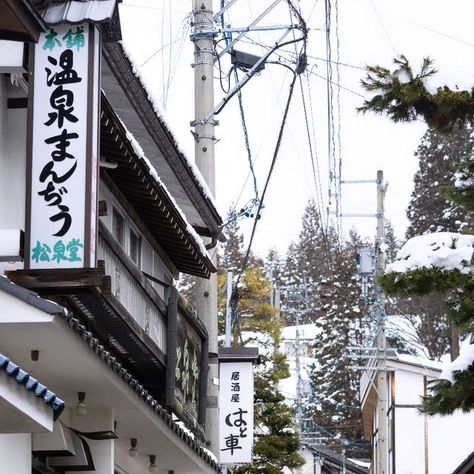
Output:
top-left (375, 170), bottom-right (388, 474)
top-left (191, 0), bottom-right (219, 454)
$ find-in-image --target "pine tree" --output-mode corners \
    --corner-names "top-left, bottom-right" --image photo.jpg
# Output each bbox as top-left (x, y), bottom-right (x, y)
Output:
top-left (221, 209), bottom-right (245, 271)
top-left (264, 248), bottom-right (284, 286)
top-left (384, 220), bottom-right (400, 264)
top-left (360, 56), bottom-right (474, 415)
top-left (406, 126), bottom-right (473, 238)
top-left (280, 200), bottom-right (333, 325)
top-left (218, 218), bottom-right (304, 472)
top-left (306, 231), bottom-right (369, 456)
top-left (234, 333), bottom-right (305, 473)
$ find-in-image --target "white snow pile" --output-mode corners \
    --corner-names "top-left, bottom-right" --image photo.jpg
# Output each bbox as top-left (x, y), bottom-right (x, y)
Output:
top-left (439, 343), bottom-right (474, 383)
top-left (280, 323), bottom-right (321, 341)
top-left (386, 232), bottom-right (474, 274)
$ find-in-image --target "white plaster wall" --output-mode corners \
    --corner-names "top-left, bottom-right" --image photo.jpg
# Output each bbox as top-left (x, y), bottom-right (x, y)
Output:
top-left (69, 407), bottom-right (115, 474)
top-left (0, 77), bottom-right (27, 229)
top-left (0, 433), bottom-right (31, 473)
top-left (394, 407), bottom-right (425, 474)
top-left (428, 409), bottom-right (474, 474)
top-left (114, 438), bottom-right (153, 474)
top-left (2, 110), bottom-right (27, 229)
top-left (395, 370), bottom-right (424, 405)
top-left (0, 76), bottom-right (27, 275)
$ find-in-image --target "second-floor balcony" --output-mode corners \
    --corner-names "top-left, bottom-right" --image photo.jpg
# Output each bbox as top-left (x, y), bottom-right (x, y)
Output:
top-left (7, 223), bottom-right (208, 423)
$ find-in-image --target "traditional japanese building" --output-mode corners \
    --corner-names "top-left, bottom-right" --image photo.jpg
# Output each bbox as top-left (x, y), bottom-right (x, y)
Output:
top-left (0, 0), bottom-right (222, 472)
top-left (359, 342), bottom-right (474, 474)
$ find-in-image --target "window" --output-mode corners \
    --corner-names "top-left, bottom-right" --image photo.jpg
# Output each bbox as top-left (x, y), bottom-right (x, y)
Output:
top-left (112, 207), bottom-right (124, 246)
top-left (130, 228), bottom-right (141, 267)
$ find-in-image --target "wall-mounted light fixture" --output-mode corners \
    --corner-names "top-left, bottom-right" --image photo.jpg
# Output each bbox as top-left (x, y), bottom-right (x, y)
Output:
top-left (75, 392), bottom-right (87, 416)
top-left (129, 438), bottom-right (138, 457)
top-left (148, 455), bottom-right (158, 473)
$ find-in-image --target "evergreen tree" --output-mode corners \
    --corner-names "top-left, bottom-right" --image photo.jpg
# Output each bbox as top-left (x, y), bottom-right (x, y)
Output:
top-left (264, 248), bottom-right (284, 286)
top-left (221, 209), bottom-right (245, 271)
top-left (306, 230), bottom-right (368, 456)
top-left (218, 218), bottom-right (304, 472)
top-left (384, 220), bottom-right (400, 264)
top-left (406, 126), bottom-right (473, 238)
top-left (360, 56), bottom-right (474, 414)
top-left (234, 324), bottom-right (305, 473)
top-left (280, 200), bottom-right (333, 325)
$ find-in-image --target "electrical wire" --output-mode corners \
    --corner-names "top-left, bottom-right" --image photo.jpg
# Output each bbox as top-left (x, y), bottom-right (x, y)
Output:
top-left (218, 2), bottom-right (259, 213)
top-left (324, 0), bottom-right (335, 232)
top-left (298, 75), bottom-right (334, 268)
top-left (334, 0), bottom-right (343, 236)
top-left (231, 67), bottom-right (301, 320)
top-left (307, 67), bottom-right (365, 98)
top-left (368, 0), bottom-right (397, 55)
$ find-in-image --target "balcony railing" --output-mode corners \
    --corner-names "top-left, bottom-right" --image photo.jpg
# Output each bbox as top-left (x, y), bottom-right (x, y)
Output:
top-left (98, 222), bottom-right (167, 354)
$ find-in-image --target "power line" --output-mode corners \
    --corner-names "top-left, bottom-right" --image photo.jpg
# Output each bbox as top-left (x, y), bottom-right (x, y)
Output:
top-left (393, 14), bottom-right (474, 49)
top-left (307, 68), bottom-right (365, 98)
top-left (231, 19), bottom-right (308, 327)
top-left (368, 0), bottom-right (397, 55)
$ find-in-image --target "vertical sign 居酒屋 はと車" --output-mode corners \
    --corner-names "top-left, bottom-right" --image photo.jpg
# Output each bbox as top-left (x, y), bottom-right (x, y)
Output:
top-left (219, 360), bottom-right (254, 464)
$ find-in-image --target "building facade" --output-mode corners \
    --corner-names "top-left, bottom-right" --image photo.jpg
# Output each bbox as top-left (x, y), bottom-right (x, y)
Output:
top-left (360, 350), bottom-right (474, 474)
top-left (0, 1), bottom-right (222, 472)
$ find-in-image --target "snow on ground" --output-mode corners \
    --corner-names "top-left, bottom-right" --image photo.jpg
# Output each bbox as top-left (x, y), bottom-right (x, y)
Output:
top-left (386, 232), bottom-right (474, 274)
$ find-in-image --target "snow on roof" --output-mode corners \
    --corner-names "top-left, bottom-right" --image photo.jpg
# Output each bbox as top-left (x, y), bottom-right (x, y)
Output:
top-left (41, 0), bottom-right (116, 25)
top-left (395, 353), bottom-right (444, 372)
top-left (349, 458), bottom-right (371, 469)
top-left (440, 343), bottom-right (474, 383)
top-left (386, 232), bottom-right (474, 274)
top-left (121, 122), bottom-right (212, 261)
top-left (119, 40), bottom-right (218, 210)
top-left (281, 323), bottom-right (321, 341)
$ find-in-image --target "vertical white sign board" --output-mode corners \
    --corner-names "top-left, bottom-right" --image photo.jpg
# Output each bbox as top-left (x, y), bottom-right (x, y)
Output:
top-left (27, 24), bottom-right (99, 269)
top-left (219, 361), bottom-right (254, 464)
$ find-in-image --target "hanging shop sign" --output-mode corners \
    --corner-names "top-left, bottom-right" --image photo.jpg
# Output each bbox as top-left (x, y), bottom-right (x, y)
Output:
top-left (26, 23), bottom-right (100, 269)
top-left (166, 289), bottom-right (208, 437)
top-left (174, 309), bottom-right (203, 424)
top-left (219, 359), bottom-right (254, 464)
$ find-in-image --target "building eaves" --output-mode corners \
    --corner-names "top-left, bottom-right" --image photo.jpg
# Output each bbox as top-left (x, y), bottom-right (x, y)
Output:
top-left (0, 352), bottom-right (65, 421)
top-left (452, 451), bottom-right (474, 474)
top-left (101, 94), bottom-right (216, 278)
top-left (0, 0), bottom-right (48, 42)
top-left (63, 312), bottom-right (220, 471)
top-left (309, 445), bottom-right (369, 474)
top-left (38, 0), bottom-right (117, 25)
top-left (0, 277), bottom-right (220, 471)
top-left (0, 275), bottom-right (66, 316)
top-left (102, 41), bottom-right (224, 240)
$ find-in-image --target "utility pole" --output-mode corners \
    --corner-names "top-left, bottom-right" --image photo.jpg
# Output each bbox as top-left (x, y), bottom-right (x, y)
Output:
top-left (280, 284), bottom-right (307, 434)
top-left (295, 307), bottom-right (302, 431)
top-left (343, 170), bottom-right (389, 472)
top-left (375, 170), bottom-right (388, 474)
top-left (191, 0), bottom-right (219, 454)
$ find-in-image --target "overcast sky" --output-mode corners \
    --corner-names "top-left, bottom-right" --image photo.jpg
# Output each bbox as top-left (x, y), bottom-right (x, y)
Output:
top-left (119, 0), bottom-right (474, 258)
